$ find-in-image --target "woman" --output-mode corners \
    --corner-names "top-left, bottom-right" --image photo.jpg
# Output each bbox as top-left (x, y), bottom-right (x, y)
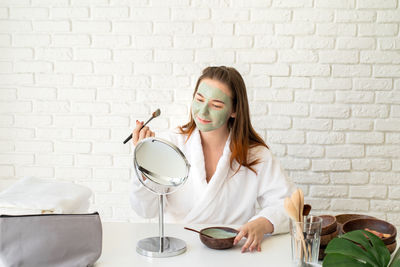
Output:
top-left (130, 66), bottom-right (294, 253)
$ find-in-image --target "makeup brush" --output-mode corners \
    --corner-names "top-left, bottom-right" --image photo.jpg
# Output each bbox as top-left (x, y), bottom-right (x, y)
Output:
top-left (123, 109), bottom-right (161, 144)
top-left (183, 227), bottom-right (214, 239)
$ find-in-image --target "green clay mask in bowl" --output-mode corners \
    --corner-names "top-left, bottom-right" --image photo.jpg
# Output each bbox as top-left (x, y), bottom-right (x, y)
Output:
top-left (201, 228), bottom-right (238, 239)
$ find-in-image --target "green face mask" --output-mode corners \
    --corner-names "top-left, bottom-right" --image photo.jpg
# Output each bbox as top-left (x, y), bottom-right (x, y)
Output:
top-left (191, 82), bottom-right (233, 132)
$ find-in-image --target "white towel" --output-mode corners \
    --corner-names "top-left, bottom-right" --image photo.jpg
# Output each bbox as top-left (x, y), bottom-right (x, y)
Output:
top-left (0, 177), bottom-right (92, 215)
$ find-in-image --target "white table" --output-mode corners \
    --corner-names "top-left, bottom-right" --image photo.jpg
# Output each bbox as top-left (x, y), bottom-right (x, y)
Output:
top-left (96, 222), bottom-right (292, 267)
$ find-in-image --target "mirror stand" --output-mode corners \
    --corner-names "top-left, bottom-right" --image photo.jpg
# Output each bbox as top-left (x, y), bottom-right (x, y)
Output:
top-left (136, 194), bottom-right (186, 258)
top-left (134, 137), bottom-right (190, 258)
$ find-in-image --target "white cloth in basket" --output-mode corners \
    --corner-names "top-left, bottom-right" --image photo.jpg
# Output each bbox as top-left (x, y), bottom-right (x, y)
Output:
top-left (0, 177), bottom-right (92, 215)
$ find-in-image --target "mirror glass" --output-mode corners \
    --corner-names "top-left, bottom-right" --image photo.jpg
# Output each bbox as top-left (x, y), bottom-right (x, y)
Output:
top-left (134, 138), bottom-right (190, 194)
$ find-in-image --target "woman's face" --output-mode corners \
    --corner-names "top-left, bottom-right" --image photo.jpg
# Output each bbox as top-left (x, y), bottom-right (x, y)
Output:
top-left (191, 79), bottom-right (235, 132)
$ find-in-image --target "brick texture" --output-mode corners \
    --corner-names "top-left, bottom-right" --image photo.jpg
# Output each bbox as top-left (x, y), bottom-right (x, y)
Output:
top-left (0, 1), bottom-right (399, 228)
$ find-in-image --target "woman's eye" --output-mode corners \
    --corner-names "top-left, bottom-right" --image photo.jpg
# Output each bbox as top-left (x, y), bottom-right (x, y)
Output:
top-left (212, 104), bottom-right (223, 109)
top-left (196, 98), bottom-right (204, 102)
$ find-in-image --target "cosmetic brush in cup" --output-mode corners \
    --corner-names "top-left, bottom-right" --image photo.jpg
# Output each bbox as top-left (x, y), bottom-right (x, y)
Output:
top-left (123, 108), bottom-right (161, 144)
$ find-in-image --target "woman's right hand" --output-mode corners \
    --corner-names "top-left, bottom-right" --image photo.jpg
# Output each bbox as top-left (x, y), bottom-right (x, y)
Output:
top-left (132, 120), bottom-right (155, 146)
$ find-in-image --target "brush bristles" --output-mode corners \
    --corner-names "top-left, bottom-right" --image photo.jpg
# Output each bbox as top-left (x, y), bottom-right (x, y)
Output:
top-left (152, 108), bottom-right (161, 118)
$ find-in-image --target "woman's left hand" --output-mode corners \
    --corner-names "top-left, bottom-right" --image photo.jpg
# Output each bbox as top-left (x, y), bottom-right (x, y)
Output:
top-left (233, 217), bottom-right (274, 253)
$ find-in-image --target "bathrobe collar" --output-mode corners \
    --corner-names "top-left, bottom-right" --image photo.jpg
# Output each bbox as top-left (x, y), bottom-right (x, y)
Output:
top-left (183, 128), bottom-right (233, 223)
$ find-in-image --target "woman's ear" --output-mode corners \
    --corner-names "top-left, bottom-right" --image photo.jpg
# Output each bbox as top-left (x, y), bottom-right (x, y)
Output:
top-left (230, 105), bottom-right (236, 118)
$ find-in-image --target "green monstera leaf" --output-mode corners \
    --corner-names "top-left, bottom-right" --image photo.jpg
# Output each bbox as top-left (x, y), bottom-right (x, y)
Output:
top-left (323, 230), bottom-right (392, 267)
top-left (388, 246), bottom-right (400, 267)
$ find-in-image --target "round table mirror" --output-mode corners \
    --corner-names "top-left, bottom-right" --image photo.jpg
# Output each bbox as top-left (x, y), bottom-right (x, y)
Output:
top-left (133, 137), bottom-right (190, 257)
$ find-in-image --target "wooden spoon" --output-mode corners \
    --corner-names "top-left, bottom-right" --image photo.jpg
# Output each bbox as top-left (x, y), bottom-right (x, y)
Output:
top-left (184, 227), bottom-right (214, 239)
top-left (299, 189), bottom-right (304, 223)
top-left (303, 204), bottom-right (311, 217)
top-left (291, 189), bottom-right (301, 222)
top-left (284, 197), bottom-right (299, 222)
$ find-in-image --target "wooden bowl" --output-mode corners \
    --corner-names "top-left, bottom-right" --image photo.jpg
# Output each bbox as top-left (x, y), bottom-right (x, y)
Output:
top-left (320, 215), bottom-right (337, 235)
top-left (335, 214), bottom-right (376, 225)
top-left (335, 214), bottom-right (376, 234)
top-left (387, 241), bottom-right (397, 254)
top-left (320, 226), bottom-right (339, 246)
top-left (342, 218), bottom-right (397, 245)
top-left (199, 227), bottom-right (238, 250)
top-left (319, 247), bottom-right (326, 261)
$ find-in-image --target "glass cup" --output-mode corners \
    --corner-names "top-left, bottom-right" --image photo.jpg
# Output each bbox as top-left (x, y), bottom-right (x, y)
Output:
top-left (290, 215), bottom-right (323, 267)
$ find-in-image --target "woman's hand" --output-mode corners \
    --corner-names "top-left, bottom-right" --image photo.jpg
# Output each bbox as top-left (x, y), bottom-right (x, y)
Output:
top-left (132, 120), bottom-right (155, 146)
top-left (233, 217), bottom-right (274, 253)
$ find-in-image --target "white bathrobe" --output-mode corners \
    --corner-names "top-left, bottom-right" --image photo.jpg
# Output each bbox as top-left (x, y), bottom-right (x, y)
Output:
top-left (130, 128), bottom-right (295, 234)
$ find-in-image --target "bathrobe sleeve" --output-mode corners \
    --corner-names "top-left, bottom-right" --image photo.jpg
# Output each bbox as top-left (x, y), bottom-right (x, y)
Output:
top-left (130, 130), bottom-right (182, 219)
top-left (249, 147), bottom-right (295, 235)
top-left (130, 178), bottom-right (159, 219)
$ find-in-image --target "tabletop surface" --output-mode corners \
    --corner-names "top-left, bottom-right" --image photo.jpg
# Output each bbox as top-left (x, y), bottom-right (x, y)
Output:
top-left (95, 222), bottom-right (292, 267)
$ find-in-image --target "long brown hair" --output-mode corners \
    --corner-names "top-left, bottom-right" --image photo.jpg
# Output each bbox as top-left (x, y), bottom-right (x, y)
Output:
top-left (179, 66), bottom-right (268, 174)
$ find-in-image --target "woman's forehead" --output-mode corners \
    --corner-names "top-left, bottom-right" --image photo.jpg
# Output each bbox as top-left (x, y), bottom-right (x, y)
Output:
top-left (197, 78), bottom-right (232, 98)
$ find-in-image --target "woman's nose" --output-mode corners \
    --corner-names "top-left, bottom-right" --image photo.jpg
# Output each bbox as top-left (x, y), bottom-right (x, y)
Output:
top-left (199, 102), bottom-right (210, 115)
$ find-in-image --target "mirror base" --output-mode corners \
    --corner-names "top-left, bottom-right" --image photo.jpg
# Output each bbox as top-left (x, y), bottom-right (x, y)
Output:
top-left (136, 237), bottom-right (186, 258)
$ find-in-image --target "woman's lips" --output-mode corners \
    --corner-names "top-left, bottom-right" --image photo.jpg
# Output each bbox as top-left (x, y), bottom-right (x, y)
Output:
top-left (197, 116), bottom-right (211, 124)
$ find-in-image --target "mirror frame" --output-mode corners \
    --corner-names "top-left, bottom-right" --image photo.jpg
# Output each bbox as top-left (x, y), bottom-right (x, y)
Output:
top-left (133, 137), bottom-right (190, 195)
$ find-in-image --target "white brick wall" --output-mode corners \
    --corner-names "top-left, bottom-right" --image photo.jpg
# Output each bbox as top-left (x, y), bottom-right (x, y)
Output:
top-left (0, 0), bottom-right (399, 228)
